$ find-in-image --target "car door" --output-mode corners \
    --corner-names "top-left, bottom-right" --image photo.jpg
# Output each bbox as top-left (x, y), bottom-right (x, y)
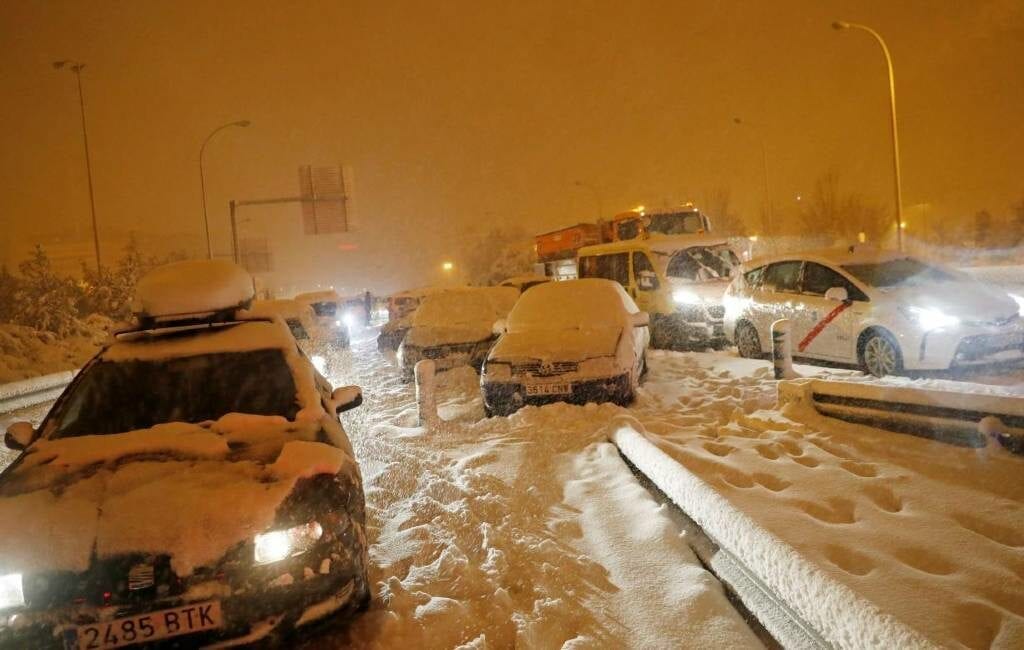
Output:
top-left (751, 260), bottom-right (804, 340)
top-left (795, 262), bottom-right (865, 362)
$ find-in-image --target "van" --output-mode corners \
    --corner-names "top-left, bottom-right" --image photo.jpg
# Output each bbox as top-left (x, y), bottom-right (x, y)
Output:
top-left (577, 235), bottom-right (741, 349)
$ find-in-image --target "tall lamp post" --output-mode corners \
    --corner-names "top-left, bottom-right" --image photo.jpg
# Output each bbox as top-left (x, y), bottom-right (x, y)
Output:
top-left (200, 120), bottom-right (250, 259)
top-left (53, 60), bottom-right (102, 272)
top-left (832, 20), bottom-right (904, 251)
top-left (732, 117), bottom-right (773, 235)
top-left (574, 180), bottom-right (603, 221)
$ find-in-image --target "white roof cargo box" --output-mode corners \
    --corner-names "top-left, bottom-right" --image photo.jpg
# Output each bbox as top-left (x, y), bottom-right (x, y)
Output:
top-left (131, 260), bottom-right (254, 322)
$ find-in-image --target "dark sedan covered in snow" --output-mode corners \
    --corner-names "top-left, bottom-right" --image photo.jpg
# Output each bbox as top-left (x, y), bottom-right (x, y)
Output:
top-left (0, 261), bottom-right (369, 649)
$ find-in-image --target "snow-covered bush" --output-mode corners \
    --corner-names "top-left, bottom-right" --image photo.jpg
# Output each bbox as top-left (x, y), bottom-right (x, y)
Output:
top-left (9, 246), bottom-right (82, 337)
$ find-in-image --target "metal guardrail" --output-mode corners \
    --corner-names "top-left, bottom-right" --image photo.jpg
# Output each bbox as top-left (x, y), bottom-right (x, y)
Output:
top-left (0, 370), bottom-right (76, 415)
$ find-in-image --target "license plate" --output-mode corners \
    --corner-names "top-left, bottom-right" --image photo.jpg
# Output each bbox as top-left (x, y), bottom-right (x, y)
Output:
top-left (526, 382), bottom-right (572, 396)
top-left (66, 601), bottom-right (222, 650)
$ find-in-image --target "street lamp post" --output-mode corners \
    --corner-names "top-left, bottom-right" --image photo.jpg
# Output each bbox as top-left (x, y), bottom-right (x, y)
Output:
top-left (53, 60), bottom-right (102, 272)
top-left (832, 20), bottom-right (904, 252)
top-left (732, 117), bottom-right (773, 235)
top-left (574, 180), bottom-right (603, 222)
top-left (200, 120), bottom-right (250, 259)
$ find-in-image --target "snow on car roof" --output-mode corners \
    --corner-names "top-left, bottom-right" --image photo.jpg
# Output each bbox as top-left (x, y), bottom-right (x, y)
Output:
top-left (390, 285), bottom-right (452, 300)
top-left (131, 259), bottom-right (254, 318)
top-left (244, 299), bottom-right (314, 321)
top-left (294, 289), bottom-right (341, 304)
top-left (508, 278), bottom-right (637, 332)
top-left (412, 286), bottom-right (519, 327)
top-left (745, 245), bottom-right (911, 270)
top-left (499, 274), bottom-right (551, 287)
top-left (101, 320), bottom-right (324, 421)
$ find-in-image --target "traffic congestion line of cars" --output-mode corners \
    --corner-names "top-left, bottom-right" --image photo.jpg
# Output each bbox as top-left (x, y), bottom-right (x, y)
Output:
top-left (0, 260), bottom-right (369, 649)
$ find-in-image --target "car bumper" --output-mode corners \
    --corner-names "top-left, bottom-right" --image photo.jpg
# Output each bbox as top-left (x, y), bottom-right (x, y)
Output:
top-left (651, 312), bottom-right (726, 348)
top-left (903, 321), bottom-right (1024, 370)
top-left (482, 373), bottom-right (631, 415)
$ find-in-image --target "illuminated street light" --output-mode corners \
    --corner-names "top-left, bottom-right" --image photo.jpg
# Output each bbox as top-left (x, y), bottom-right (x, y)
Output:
top-left (200, 120), bottom-right (251, 259)
top-left (832, 20), bottom-right (904, 252)
top-left (732, 117), bottom-right (773, 235)
top-left (53, 59), bottom-right (101, 272)
top-left (442, 261), bottom-right (454, 272)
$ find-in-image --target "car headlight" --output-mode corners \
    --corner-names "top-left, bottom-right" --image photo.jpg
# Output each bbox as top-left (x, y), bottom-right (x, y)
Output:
top-left (0, 574), bottom-right (24, 610)
top-left (901, 306), bottom-right (960, 330)
top-left (253, 521), bottom-right (323, 565)
top-left (1009, 294), bottom-right (1024, 316)
top-left (334, 319), bottom-right (342, 327)
top-left (342, 312), bottom-right (357, 328)
top-left (673, 289), bottom-right (702, 305)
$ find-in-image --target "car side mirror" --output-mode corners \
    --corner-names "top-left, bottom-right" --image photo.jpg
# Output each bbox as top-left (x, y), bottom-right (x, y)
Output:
top-left (824, 286), bottom-right (849, 302)
top-left (5, 422), bottom-right (35, 451)
top-left (638, 270), bottom-right (658, 290)
top-left (492, 319), bottom-right (508, 336)
top-left (331, 386), bottom-right (363, 414)
top-left (632, 311), bottom-right (651, 328)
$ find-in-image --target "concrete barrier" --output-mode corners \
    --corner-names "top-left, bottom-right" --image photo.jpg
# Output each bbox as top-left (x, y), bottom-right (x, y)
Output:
top-left (0, 370), bottom-right (76, 414)
top-left (771, 319), bottom-right (798, 380)
top-left (414, 359), bottom-right (438, 427)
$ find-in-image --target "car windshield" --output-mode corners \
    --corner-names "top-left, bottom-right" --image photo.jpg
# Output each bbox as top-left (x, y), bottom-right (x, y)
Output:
top-left (309, 301), bottom-right (337, 317)
top-left (842, 259), bottom-right (958, 288)
top-left (647, 212), bottom-right (705, 235)
top-left (665, 245), bottom-right (741, 281)
top-left (45, 349), bottom-right (299, 439)
top-left (285, 318), bottom-right (309, 340)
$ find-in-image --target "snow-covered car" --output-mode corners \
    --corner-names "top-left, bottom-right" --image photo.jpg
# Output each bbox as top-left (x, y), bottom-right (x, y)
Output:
top-left (481, 279), bottom-right (650, 416)
top-left (397, 286), bottom-right (519, 381)
top-left (245, 299), bottom-right (346, 373)
top-left (378, 287), bottom-right (448, 352)
top-left (293, 290), bottom-right (351, 345)
top-left (0, 260), bottom-right (369, 648)
top-left (723, 247), bottom-right (1024, 377)
top-left (578, 235), bottom-right (741, 350)
top-left (498, 274), bottom-right (552, 293)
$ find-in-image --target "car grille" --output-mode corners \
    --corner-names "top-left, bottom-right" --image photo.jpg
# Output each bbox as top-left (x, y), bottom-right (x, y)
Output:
top-left (706, 305), bottom-right (725, 319)
top-left (512, 361), bottom-right (579, 377)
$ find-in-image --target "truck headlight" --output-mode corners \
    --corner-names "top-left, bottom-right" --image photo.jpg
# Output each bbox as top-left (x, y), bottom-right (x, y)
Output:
top-left (901, 306), bottom-right (959, 330)
top-left (254, 522), bottom-right (323, 565)
top-left (0, 574), bottom-right (24, 610)
top-left (673, 289), bottom-right (702, 305)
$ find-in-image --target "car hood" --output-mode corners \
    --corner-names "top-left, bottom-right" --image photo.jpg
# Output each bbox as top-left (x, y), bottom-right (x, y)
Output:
top-left (404, 324), bottom-right (493, 348)
top-left (0, 415), bottom-right (355, 578)
top-left (489, 326), bottom-right (622, 363)
top-left (880, 282), bottom-right (1019, 322)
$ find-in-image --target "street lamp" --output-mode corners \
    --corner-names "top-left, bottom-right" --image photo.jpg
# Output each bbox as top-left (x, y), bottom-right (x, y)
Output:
top-left (732, 117), bottom-right (773, 235)
top-left (53, 60), bottom-right (101, 272)
top-left (573, 180), bottom-right (603, 221)
top-left (832, 20), bottom-right (904, 251)
top-left (200, 120), bottom-right (251, 259)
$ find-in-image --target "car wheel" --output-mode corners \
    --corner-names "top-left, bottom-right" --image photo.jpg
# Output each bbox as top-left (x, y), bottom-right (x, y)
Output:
top-left (859, 330), bottom-right (903, 377)
top-left (735, 322), bottom-right (762, 359)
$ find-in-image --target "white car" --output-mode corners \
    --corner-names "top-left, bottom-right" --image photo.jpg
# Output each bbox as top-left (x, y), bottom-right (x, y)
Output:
top-left (397, 286), bottom-right (520, 381)
top-left (293, 290), bottom-right (352, 346)
top-left (245, 299), bottom-right (342, 374)
top-left (723, 247), bottom-right (1024, 376)
top-left (481, 279), bottom-right (650, 416)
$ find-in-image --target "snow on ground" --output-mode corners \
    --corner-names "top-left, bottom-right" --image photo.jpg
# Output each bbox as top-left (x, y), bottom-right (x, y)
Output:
top-left (0, 315), bottom-right (112, 383)
top-left (618, 350), bottom-right (1024, 649)
top-left (309, 343), bottom-right (761, 649)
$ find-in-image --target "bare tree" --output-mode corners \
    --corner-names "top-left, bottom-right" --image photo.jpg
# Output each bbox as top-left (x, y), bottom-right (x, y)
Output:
top-left (798, 171), bottom-right (887, 243)
top-left (701, 187), bottom-right (746, 235)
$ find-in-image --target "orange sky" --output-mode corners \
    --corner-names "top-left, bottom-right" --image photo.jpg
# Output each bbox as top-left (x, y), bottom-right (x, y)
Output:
top-left (1, 0), bottom-right (1022, 292)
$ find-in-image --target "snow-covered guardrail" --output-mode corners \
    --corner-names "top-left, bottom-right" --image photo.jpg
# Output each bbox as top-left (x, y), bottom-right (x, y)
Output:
top-left (0, 370), bottom-right (76, 414)
top-left (778, 378), bottom-right (1024, 453)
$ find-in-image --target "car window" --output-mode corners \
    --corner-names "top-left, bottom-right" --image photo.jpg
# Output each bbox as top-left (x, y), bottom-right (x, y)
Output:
top-left (666, 245), bottom-right (740, 281)
top-left (285, 317), bottom-right (309, 340)
top-left (310, 301), bottom-right (337, 317)
top-left (762, 261), bottom-right (802, 293)
top-left (801, 262), bottom-right (869, 301)
top-left (743, 266), bottom-right (765, 288)
top-left (632, 252), bottom-right (659, 290)
top-left (580, 252), bottom-right (630, 287)
top-left (616, 219), bottom-right (642, 240)
top-left (44, 349), bottom-right (300, 438)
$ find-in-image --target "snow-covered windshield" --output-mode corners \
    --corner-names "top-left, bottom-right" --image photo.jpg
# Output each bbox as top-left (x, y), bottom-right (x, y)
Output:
top-left (45, 349), bottom-right (299, 438)
top-left (648, 212), bottom-right (705, 235)
top-left (665, 245), bottom-right (740, 282)
top-left (843, 259), bottom-right (958, 288)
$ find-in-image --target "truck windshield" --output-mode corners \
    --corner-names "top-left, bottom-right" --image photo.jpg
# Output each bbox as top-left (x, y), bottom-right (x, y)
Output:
top-left (45, 349), bottom-right (300, 439)
top-left (666, 245), bottom-right (740, 282)
top-left (648, 212), bottom-right (705, 235)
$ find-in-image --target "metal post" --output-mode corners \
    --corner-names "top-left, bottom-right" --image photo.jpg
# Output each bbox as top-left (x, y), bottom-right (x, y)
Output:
top-left (229, 200), bottom-right (240, 264)
top-left (771, 319), bottom-right (798, 380)
top-left (200, 120), bottom-right (250, 260)
top-left (833, 21), bottom-right (904, 251)
top-left (414, 360), bottom-right (438, 427)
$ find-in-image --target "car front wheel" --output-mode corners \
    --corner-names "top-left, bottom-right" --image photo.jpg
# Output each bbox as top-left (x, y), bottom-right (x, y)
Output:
top-left (860, 330), bottom-right (903, 377)
top-left (735, 322), bottom-right (762, 359)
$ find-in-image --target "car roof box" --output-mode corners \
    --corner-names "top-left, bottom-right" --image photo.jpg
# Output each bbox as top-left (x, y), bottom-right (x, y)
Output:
top-left (130, 259), bottom-right (255, 329)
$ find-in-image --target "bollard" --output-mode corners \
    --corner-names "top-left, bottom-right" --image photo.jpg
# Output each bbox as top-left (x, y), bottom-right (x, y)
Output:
top-left (414, 359), bottom-right (438, 426)
top-left (771, 318), bottom-right (798, 380)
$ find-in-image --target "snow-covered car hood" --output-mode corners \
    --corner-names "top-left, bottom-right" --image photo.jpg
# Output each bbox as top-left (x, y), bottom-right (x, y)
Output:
top-left (0, 415), bottom-right (355, 577)
top-left (404, 324), bottom-right (493, 348)
top-left (666, 277), bottom-right (731, 303)
top-left (880, 281), bottom-right (1019, 322)
top-left (489, 326), bottom-right (622, 363)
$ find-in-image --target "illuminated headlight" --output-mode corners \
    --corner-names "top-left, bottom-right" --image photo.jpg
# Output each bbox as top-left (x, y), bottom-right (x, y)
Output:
top-left (1009, 294), bottom-right (1024, 316)
top-left (334, 319), bottom-right (342, 327)
top-left (0, 574), bottom-right (24, 610)
top-left (673, 289), bottom-right (702, 305)
top-left (253, 522), bottom-right (323, 565)
top-left (342, 312), bottom-right (357, 328)
top-left (311, 355), bottom-right (327, 374)
top-left (901, 306), bottom-right (960, 330)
